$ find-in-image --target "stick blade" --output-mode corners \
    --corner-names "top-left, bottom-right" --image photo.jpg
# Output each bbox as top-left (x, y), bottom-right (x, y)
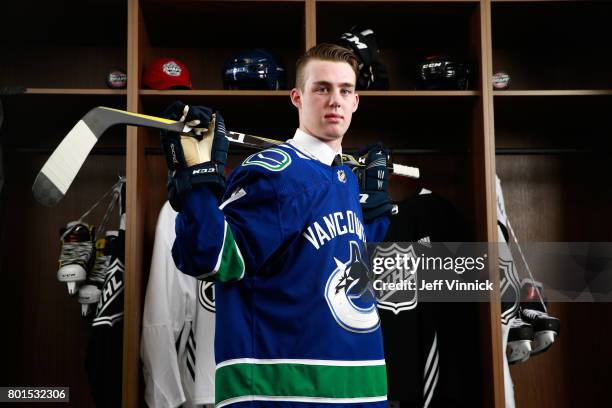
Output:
top-left (32, 114), bottom-right (101, 206)
top-left (32, 172), bottom-right (65, 207)
top-left (31, 106), bottom-right (186, 206)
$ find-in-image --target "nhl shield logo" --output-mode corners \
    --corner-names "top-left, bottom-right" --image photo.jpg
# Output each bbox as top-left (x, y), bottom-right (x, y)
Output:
top-left (198, 281), bottom-right (216, 313)
top-left (372, 243), bottom-right (418, 314)
top-left (337, 169), bottom-right (346, 183)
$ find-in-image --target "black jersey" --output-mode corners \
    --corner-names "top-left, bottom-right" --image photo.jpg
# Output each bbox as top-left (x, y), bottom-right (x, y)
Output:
top-left (379, 189), bottom-right (481, 408)
top-left (85, 185), bottom-right (125, 408)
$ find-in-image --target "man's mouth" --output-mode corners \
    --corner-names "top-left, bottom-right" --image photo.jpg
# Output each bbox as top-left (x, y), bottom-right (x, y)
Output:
top-left (325, 114), bottom-right (343, 122)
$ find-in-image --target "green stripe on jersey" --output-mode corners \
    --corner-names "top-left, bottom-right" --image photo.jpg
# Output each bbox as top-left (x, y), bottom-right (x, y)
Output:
top-left (216, 361), bottom-right (387, 405)
top-left (216, 222), bottom-right (245, 282)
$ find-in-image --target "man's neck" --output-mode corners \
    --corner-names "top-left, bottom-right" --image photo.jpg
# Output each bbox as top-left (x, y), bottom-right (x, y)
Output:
top-left (299, 126), bottom-right (342, 153)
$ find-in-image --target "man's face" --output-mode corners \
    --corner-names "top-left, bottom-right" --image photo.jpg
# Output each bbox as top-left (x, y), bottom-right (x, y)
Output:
top-left (290, 59), bottom-right (359, 147)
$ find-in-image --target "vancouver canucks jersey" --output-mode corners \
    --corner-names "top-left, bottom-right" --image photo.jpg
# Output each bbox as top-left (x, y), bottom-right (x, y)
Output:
top-left (173, 142), bottom-right (388, 408)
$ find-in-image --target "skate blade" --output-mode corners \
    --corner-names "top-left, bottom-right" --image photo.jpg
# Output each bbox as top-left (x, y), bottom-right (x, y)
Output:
top-left (507, 340), bottom-right (532, 364)
top-left (532, 330), bottom-right (557, 355)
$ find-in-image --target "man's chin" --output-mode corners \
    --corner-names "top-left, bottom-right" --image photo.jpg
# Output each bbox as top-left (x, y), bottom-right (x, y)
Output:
top-left (320, 126), bottom-right (347, 140)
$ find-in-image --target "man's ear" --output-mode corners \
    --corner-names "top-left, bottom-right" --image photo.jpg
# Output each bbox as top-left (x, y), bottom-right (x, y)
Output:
top-left (352, 93), bottom-right (359, 113)
top-left (290, 88), bottom-right (302, 109)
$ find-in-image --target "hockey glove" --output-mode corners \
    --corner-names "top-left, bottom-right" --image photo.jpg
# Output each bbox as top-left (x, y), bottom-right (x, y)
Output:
top-left (160, 101), bottom-right (229, 211)
top-left (352, 143), bottom-right (397, 221)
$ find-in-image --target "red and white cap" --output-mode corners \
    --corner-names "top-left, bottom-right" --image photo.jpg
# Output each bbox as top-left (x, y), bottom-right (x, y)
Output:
top-left (143, 57), bottom-right (192, 90)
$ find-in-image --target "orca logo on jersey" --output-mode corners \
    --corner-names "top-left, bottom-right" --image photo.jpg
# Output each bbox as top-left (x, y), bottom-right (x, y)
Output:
top-left (243, 148), bottom-right (291, 171)
top-left (324, 241), bottom-right (380, 333)
top-left (198, 281), bottom-right (216, 313)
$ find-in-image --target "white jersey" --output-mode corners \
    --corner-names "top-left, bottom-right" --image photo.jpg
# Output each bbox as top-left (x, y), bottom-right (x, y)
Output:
top-left (496, 176), bottom-right (520, 408)
top-left (141, 201), bottom-right (216, 408)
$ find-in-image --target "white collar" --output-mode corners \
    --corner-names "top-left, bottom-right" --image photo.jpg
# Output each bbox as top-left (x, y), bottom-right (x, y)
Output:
top-left (287, 128), bottom-right (342, 166)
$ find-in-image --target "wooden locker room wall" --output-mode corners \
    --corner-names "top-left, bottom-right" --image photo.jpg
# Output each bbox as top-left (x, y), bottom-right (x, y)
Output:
top-left (0, 1), bottom-right (128, 407)
top-left (0, 0), bottom-right (502, 406)
top-left (3, 0), bottom-right (610, 407)
top-left (490, 2), bottom-right (612, 407)
top-left (126, 0), bottom-right (501, 406)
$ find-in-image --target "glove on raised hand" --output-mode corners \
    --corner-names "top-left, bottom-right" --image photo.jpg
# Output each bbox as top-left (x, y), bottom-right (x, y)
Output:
top-left (160, 101), bottom-right (229, 211)
top-left (351, 143), bottom-right (397, 221)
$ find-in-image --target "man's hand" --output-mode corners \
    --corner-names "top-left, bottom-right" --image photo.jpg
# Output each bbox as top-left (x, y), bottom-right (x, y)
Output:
top-left (351, 143), bottom-right (397, 221)
top-left (160, 101), bottom-right (229, 210)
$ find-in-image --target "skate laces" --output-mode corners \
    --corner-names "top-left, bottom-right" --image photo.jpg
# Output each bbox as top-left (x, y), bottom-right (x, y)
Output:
top-left (78, 177), bottom-right (125, 235)
top-left (59, 178), bottom-right (125, 279)
top-left (89, 250), bottom-right (109, 283)
top-left (88, 178), bottom-right (125, 281)
top-left (506, 219), bottom-right (547, 312)
top-left (59, 234), bottom-right (94, 266)
top-left (522, 308), bottom-right (547, 319)
top-left (509, 316), bottom-right (531, 329)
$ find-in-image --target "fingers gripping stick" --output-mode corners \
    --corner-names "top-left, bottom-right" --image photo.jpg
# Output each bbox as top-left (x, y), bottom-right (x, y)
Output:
top-left (180, 114), bottom-right (216, 166)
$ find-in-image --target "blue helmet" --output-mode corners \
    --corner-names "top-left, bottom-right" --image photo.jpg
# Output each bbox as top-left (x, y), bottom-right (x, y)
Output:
top-left (222, 49), bottom-right (286, 90)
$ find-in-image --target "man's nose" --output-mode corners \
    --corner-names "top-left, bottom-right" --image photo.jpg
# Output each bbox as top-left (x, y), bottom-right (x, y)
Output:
top-left (328, 88), bottom-right (341, 107)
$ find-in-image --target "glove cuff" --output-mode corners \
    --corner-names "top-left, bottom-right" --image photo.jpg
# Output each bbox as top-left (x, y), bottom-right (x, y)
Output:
top-left (362, 202), bottom-right (397, 222)
top-left (361, 190), bottom-right (396, 221)
top-left (169, 162), bottom-right (226, 211)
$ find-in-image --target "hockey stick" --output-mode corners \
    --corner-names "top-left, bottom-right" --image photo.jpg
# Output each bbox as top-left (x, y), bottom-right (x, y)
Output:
top-left (32, 107), bottom-right (419, 207)
top-left (226, 132), bottom-right (420, 179)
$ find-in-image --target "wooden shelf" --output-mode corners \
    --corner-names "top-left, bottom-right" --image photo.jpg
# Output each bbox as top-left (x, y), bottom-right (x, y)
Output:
top-left (316, 1), bottom-right (480, 90)
top-left (359, 90), bottom-right (480, 96)
top-left (139, 89), bottom-right (480, 96)
top-left (139, 90), bottom-right (288, 96)
top-left (317, 0), bottom-right (479, 2)
top-left (492, 1), bottom-right (612, 90)
top-left (494, 90), bottom-right (612, 96)
top-left (492, 0), bottom-right (577, 2)
top-left (1, 1), bottom-right (126, 46)
top-left (25, 88), bottom-right (127, 95)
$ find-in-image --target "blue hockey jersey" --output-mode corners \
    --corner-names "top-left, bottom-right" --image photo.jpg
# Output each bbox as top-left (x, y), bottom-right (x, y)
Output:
top-left (173, 131), bottom-right (389, 408)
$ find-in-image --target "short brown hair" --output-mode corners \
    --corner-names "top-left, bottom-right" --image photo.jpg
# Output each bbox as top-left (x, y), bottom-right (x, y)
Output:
top-left (295, 43), bottom-right (359, 90)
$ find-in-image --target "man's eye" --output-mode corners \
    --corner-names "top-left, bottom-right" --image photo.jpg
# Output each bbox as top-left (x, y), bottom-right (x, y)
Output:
top-left (316, 87), bottom-right (328, 93)
top-left (341, 89), bottom-right (353, 95)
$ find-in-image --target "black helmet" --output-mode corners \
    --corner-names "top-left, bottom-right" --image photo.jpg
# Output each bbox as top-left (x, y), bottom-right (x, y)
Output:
top-left (417, 54), bottom-right (470, 90)
top-left (222, 49), bottom-right (286, 90)
top-left (335, 26), bottom-right (389, 90)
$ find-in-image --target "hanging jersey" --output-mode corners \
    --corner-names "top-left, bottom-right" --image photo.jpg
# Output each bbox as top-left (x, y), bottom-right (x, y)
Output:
top-left (141, 201), bottom-right (216, 408)
top-left (86, 184), bottom-right (126, 408)
top-left (379, 189), bottom-right (481, 408)
top-left (496, 176), bottom-right (520, 408)
top-left (497, 176), bottom-right (521, 325)
top-left (173, 143), bottom-right (389, 408)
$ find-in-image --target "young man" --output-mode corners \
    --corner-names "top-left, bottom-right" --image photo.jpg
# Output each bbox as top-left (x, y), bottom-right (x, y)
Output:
top-left (161, 43), bottom-right (395, 408)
